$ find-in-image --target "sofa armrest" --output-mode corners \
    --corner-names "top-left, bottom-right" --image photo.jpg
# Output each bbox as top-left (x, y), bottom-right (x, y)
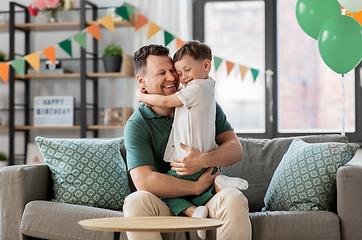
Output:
top-left (0, 164), bottom-right (52, 240)
top-left (337, 163), bottom-right (362, 240)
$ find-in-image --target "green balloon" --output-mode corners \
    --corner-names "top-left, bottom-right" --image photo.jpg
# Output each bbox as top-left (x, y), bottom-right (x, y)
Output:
top-left (296, 0), bottom-right (341, 40)
top-left (318, 15), bottom-right (362, 74)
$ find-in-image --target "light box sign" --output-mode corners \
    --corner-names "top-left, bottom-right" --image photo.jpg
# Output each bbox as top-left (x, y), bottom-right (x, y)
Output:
top-left (34, 96), bottom-right (74, 126)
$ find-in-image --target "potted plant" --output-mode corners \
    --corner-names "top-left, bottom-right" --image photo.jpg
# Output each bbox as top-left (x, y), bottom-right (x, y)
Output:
top-left (0, 151), bottom-right (8, 168)
top-left (0, 50), bottom-right (6, 62)
top-left (102, 43), bottom-right (123, 73)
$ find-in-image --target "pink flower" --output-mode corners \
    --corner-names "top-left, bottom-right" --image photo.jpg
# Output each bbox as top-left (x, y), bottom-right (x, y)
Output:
top-left (36, 0), bottom-right (47, 10)
top-left (45, 0), bottom-right (60, 9)
top-left (27, 5), bottom-right (38, 16)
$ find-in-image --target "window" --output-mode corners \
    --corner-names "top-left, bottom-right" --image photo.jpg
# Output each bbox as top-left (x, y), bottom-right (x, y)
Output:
top-left (193, 0), bottom-right (361, 142)
top-left (204, 1), bottom-right (265, 133)
top-left (278, 0), bottom-right (355, 134)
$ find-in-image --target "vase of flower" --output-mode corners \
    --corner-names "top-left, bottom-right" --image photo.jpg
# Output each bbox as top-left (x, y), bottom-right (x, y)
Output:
top-left (48, 8), bottom-right (59, 22)
top-left (27, 0), bottom-right (76, 23)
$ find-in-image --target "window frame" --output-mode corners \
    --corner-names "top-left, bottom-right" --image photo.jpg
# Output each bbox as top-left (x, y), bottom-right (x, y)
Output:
top-left (193, 0), bottom-right (362, 143)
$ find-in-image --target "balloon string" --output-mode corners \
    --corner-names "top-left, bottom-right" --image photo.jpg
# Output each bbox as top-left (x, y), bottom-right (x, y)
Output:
top-left (340, 73), bottom-right (352, 136)
top-left (340, 75), bottom-right (346, 135)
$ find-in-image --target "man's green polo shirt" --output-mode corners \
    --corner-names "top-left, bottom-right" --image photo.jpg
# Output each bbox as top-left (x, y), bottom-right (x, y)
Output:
top-left (124, 103), bottom-right (233, 174)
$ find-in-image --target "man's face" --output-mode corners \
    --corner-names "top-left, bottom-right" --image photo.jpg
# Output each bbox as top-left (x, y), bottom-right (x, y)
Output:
top-left (139, 55), bottom-right (179, 96)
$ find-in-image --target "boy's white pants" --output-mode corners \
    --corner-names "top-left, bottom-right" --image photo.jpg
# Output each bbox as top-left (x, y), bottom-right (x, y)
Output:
top-left (123, 188), bottom-right (252, 240)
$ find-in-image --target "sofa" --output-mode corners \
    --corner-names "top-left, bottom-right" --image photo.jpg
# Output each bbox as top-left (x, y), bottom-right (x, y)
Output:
top-left (0, 134), bottom-right (361, 240)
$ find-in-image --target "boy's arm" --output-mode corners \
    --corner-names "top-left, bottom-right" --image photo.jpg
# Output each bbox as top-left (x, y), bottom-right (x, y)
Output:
top-left (136, 87), bottom-right (183, 108)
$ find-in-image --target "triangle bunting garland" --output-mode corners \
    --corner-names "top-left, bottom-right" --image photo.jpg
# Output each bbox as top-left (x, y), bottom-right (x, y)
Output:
top-left (124, 3), bottom-right (136, 17)
top-left (148, 22), bottom-right (161, 39)
top-left (100, 15), bottom-right (115, 32)
top-left (25, 52), bottom-right (40, 73)
top-left (73, 31), bottom-right (87, 50)
top-left (135, 13), bottom-right (148, 31)
top-left (239, 65), bottom-right (248, 80)
top-left (115, 4), bottom-right (130, 22)
top-left (0, 62), bottom-right (9, 83)
top-left (0, 2), bottom-right (262, 86)
top-left (214, 56), bottom-right (223, 71)
top-left (59, 39), bottom-right (72, 57)
top-left (43, 46), bottom-right (56, 64)
top-left (164, 31), bottom-right (175, 46)
top-left (87, 23), bottom-right (102, 42)
top-left (176, 38), bottom-right (185, 50)
top-left (11, 58), bottom-right (25, 79)
top-left (226, 61), bottom-right (235, 75)
top-left (250, 68), bottom-right (259, 81)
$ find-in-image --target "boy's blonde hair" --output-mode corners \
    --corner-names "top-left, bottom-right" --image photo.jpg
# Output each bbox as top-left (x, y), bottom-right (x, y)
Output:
top-left (173, 40), bottom-right (212, 63)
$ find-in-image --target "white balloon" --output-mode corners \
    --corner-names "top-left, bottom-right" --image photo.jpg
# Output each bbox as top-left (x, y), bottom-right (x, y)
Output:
top-left (338, 0), bottom-right (362, 13)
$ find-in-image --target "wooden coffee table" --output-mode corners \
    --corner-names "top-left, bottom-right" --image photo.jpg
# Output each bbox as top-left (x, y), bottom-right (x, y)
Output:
top-left (79, 216), bottom-right (224, 240)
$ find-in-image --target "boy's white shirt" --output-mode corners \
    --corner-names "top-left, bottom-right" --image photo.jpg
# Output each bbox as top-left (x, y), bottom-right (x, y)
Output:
top-left (163, 77), bottom-right (217, 162)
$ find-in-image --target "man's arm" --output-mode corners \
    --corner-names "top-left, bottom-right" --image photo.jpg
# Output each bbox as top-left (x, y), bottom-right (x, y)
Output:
top-left (137, 87), bottom-right (183, 108)
top-left (170, 130), bottom-right (242, 176)
top-left (129, 165), bottom-right (218, 198)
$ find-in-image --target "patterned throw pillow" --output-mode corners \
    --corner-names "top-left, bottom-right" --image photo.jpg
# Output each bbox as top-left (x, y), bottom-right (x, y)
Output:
top-left (36, 137), bottom-right (131, 210)
top-left (263, 139), bottom-right (359, 212)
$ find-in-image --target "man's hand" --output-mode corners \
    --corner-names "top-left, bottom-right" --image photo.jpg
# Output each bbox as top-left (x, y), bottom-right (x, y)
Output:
top-left (195, 167), bottom-right (220, 195)
top-left (171, 143), bottom-right (206, 176)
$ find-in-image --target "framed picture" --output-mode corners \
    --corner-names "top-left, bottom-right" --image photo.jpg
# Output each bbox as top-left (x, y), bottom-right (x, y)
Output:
top-left (26, 143), bottom-right (44, 165)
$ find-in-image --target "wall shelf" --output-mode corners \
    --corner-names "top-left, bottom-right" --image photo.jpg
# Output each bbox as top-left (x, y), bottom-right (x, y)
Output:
top-left (8, 1), bottom-right (135, 165)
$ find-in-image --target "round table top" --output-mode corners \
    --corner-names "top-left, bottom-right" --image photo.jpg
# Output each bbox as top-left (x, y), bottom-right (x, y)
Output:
top-left (79, 216), bottom-right (224, 233)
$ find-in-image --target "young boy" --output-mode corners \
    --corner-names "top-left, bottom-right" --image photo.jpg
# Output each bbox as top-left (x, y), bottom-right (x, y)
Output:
top-left (136, 41), bottom-right (248, 239)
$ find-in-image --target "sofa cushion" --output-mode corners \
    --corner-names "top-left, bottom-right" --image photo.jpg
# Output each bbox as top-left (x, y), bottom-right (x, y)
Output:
top-left (220, 134), bottom-right (349, 212)
top-left (36, 137), bottom-right (131, 210)
top-left (250, 211), bottom-right (340, 240)
top-left (21, 201), bottom-right (124, 240)
top-left (263, 139), bottom-right (359, 211)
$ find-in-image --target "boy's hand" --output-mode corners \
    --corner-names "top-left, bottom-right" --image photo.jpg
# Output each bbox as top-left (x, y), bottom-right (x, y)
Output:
top-left (136, 87), bottom-right (145, 102)
top-left (171, 143), bottom-right (206, 176)
top-left (136, 87), bottom-right (153, 107)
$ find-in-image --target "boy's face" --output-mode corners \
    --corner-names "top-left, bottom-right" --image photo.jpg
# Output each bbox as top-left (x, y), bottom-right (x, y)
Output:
top-left (174, 55), bottom-right (211, 86)
top-left (138, 55), bottom-right (179, 96)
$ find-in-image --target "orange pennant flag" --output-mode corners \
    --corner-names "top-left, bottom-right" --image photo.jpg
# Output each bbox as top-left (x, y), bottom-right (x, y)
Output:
top-left (43, 46), bottom-right (56, 64)
top-left (0, 62), bottom-right (9, 83)
top-left (87, 23), bottom-right (102, 42)
top-left (239, 65), bottom-right (248, 80)
top-left (147, 22), bottom-right (161, 39)
top-left (226, 61), bottom-right (235, 75)
top-left (346, 10), bottom-right (362, 26)
top-left (100, 15), bottom-right (115, 33)
top-left (135, 13), bottom-right (148, 31)
top-left (25, 52), bottom-right (40, 73)
top-left (176, 38), bottom-right (185, 50)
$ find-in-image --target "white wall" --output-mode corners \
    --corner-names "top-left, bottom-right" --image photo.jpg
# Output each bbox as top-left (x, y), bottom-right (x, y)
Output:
top-left (0, 0), bottom-right (192, 158)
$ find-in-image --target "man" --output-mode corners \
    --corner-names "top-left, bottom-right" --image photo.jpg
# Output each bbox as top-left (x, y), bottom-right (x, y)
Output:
top-left (123, 44), bottom-right (251, 240)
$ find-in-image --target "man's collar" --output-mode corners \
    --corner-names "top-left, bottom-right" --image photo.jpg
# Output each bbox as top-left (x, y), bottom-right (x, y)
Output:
top-left (139, 103), bottom-right (163, 119)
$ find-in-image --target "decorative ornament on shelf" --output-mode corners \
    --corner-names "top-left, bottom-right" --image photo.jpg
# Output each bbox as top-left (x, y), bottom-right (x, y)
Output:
top-left (0, 151), bottom-right (8, 169)
top-left (27, 0), bottom-right (76, 23)
top-left (0, 50), bottom-right (5, 62)
top-left (102, 43), bottom-right (123, 73)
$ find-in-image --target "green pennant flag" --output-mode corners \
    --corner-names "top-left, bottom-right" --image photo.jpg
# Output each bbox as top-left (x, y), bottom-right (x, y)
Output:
top-left (250, 68), bottom-right (259, 82)
top-left (11, 58), bottom-right (25, 78)
top-left (164, 31), bottom-right (175, 46)
top-left (73, 31), bottom-right (87, 50)
top-left (115, 4), bottom-right (130, 22)
top-left (125, 2), bottom-right (136, 16)
top-left (59, 39), bottom-right (72, 57)
top-left (213, 56), bottom-right (223, 71)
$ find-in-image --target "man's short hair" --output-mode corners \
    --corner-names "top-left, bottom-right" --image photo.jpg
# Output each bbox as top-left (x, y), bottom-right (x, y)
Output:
top-left (133, 44), bottom-right (170, 75)
top-left (173, 40), bottom-right (212, 63)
